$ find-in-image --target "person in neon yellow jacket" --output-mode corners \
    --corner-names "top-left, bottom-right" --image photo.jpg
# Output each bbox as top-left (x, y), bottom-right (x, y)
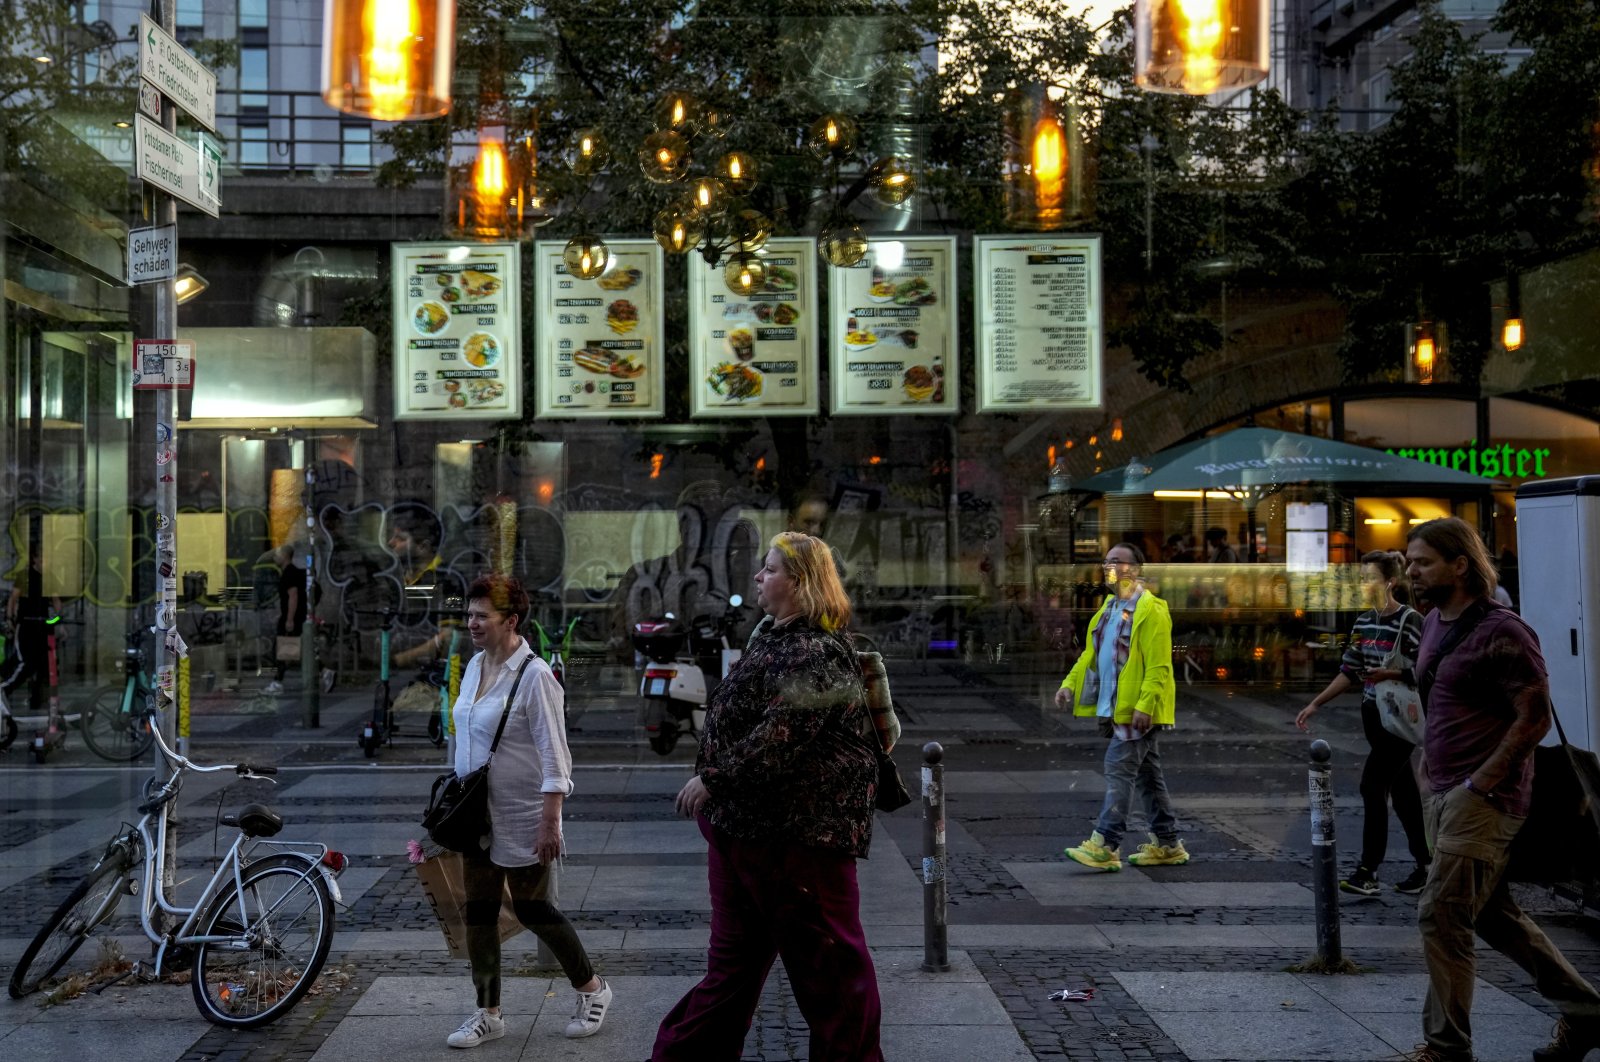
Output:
top-left (1053, 542), bottom-right (1188, 871)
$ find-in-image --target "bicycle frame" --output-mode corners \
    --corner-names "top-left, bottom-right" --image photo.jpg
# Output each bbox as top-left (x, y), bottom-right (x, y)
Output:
top-left (118, 719), bottom-right (343, 977)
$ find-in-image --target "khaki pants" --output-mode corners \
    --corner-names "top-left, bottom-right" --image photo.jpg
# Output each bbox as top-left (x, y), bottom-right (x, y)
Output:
top-left (1418, 786), bottom-right (1600, 1058)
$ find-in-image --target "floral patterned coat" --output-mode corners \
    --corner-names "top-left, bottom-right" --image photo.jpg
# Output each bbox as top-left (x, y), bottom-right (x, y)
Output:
top-left (696, 617), bottom-right (877, 858)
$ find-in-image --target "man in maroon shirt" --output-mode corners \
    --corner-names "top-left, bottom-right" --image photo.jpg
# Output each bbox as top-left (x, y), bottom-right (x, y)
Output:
top-left (1404, 518), bottom-right (1600, 1062)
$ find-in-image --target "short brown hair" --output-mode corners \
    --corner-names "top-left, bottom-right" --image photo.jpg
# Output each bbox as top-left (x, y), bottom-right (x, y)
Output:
top-left (1406, 517), bottom-right (1497, 599)
top-left (770, 531), bottom-right (852, 632)
top-left (467, 573), bottom-right (530, 626)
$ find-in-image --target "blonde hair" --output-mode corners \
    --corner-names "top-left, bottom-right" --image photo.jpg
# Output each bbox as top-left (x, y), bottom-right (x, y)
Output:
top-left (769, 531), bottom-right (852, 632)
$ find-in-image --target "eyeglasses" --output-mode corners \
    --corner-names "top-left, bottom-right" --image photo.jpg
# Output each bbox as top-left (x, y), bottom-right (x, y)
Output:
top-left (1102, 559), bottom-right (1136, 569)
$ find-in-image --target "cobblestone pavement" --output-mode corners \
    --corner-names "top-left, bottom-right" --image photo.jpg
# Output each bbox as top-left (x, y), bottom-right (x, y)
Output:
top-left (4, 660), bottom-right (1598, 1061)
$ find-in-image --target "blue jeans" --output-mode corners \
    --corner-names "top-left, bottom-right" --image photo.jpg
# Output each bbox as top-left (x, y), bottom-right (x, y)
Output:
top-left (1094, 730), bottom-right (1177, 851)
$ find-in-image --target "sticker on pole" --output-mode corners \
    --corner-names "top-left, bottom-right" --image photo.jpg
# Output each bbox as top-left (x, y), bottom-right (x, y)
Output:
top-left (133, 339), bottom-right (195, 390)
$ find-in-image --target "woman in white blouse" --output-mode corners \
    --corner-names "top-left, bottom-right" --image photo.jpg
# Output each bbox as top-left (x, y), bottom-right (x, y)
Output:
top-left (443, 574), bottom-right (612, 1049)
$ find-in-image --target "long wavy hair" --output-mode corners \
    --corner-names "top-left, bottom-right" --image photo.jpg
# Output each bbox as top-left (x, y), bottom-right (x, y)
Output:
top-left (1407, 517), bottom-right (1497, 599)
top-left (769, 531), bottom-right (852, 632)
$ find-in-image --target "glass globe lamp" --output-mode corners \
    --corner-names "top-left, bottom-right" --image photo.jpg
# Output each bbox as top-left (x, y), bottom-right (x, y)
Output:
top-left (563, 233), bottom-right (610, 280)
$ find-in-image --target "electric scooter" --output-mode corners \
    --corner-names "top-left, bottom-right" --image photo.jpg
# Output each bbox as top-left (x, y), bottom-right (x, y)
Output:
top-left (631, 594), bottom-right (745, 756)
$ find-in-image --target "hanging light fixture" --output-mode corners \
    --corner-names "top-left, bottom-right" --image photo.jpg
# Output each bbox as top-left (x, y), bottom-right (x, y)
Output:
top-left (686, 176), bottom-right (728, 217)
top-left (807, 114), bottom-right (858, 160)
top-left (715, 151), bottom-right (757, 194)
top-left (1134, 0), bottom-right (1269, 96)
top-left (1501, 273), bottom-right (1524, 352)
top-left (1004, 89), bottom-right (1085, 229)
top-left (653, 204), bottom-right (706, 254)
top-left (723, 252), bottom-right (767, 297)
top-left (729, 209), bottom-right (773, 253)
top-left (563, 234), bottom-right (610, 280)
top-left (1405, 321), bottom-right (1447, 385)
top-left (869, 157), bottom-right (916, 205)
top-left (447, 123), bottom-right (510, 238)
top-left (819, 220), bottom-right (868, 268)
top-left (572, 127), bottom-right (609, 176)
top-left (510, 134), bottom-right (558, 230)
top-left (322, 0), bottom-right (456, 121)
top-left (654, 92), bottom-right (703, 135)
top-left (640, 130), bottom-right (691, 184)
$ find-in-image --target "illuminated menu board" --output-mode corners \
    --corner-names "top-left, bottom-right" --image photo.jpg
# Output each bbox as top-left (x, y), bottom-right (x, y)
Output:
top-left (534, 239), bottom-right (664, 419)
top-left (974, 234), bottom-right (1103, 412)
top-left (392, 241), bottom-right (521, 420)
top-left (689, 239), bottom-right (819, 417)
top-left (828, 236), bottom-right (958, 415)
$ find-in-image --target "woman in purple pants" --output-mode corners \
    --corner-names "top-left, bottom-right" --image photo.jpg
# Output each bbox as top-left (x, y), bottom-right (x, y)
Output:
top-left (653, 531), bottom-right (883, 1062)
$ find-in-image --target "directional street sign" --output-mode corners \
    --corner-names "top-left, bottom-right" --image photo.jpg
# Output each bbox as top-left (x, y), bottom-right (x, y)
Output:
top-left (133, 114), bottom-right (219, 217)
top-left (138, 13), bottom-right (216, 131)
top-left (126, 224), bottom-right (177, 286)
top-left (133, 339), bottom-right (196, 391)
top-left (196, 133), bottom-right (221, 217)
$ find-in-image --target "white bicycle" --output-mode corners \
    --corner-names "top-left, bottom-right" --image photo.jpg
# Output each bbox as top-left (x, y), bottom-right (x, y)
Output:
top-left (7, 706), bottom-right (347, 1028)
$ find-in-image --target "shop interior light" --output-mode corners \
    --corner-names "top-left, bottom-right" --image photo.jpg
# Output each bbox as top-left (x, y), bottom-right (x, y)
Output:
top-left (876, 241), bottom-right (905, 271)
top-left (1408, 518), bottom-right (1429, 525)
top-left (321, 0), bottom-right (455, 122)
top-left (1154, 490), bottom-right (1204, 498)
top-left (173, 264), bottom-right (209, 304)
top-left (1135, 0), bottom-right (1269, 96)
top-left (1363, 517), bottom-right (1396, 525)
top-left (34, 55), bottom-right (52, 64)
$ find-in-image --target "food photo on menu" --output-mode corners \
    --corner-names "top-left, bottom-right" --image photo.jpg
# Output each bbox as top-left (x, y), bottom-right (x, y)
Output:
top-left (844, 257), bottom-right (945, 407)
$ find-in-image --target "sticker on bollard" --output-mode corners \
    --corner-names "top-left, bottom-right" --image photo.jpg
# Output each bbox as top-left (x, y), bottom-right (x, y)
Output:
top-left (1309, 770), bottom-right (1335, 846)
top-left (922, 855), bottom-right (944, 884)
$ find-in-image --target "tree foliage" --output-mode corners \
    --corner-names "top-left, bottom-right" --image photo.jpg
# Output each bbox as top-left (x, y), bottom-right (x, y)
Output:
top-left (368, 0), bottom-right (1600, 392)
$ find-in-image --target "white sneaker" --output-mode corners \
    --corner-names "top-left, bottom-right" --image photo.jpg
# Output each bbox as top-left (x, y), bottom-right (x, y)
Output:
top-left (263, 681), bottom-right (283, 694)
top-left (447, 1008), bottom-right (505, 1048)
top-left (565, 979), bottom-right (611, 1038)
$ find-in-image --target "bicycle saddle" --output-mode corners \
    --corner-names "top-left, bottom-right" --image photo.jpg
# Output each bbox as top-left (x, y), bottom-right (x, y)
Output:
top-left (223, 803), bottom-right (283, 838)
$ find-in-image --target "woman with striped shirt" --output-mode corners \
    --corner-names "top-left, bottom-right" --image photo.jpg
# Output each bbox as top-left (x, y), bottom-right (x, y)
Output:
top-left (1296, 551), bottom-right (1430, 897)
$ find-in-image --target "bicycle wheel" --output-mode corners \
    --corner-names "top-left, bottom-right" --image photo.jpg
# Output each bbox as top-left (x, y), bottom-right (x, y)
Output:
top-left (190, 854), bottom-right (334, 1028)
top-left (81, 685), bottom-right (155, 762)
top-left (9, 851), bottom-right (132, 998)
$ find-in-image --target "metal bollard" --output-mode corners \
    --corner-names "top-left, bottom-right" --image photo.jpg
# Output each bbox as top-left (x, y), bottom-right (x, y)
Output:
top-left (1308, 739), bottom-right (1343, 966)
top-left (921, 741), bottom-right (950, 972)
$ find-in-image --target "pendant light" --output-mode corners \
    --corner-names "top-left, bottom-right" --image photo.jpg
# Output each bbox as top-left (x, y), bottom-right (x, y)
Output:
top-left (1134, 0), bottom-right (1269, 96)
top-left (322, 0), bottom-right (456, 121)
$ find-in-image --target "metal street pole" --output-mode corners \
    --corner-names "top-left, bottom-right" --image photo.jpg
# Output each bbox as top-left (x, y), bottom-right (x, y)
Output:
top-left (148, 0), bottom-right (181, 933)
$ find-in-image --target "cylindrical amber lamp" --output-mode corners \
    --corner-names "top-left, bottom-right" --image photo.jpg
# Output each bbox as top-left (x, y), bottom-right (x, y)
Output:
top-left (1134, 0), bottom-right (1268, 96)
top-left (1004, 89), bottom-right (1085, 230)
top-left (322, 0), bottom-right (456, 121)
top-left (447, 124), bottom-right (512, 238)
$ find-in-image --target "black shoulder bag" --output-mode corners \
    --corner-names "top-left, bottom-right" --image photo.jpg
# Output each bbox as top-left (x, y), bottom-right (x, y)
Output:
top-left (422, 657), bottom-right (533, 853)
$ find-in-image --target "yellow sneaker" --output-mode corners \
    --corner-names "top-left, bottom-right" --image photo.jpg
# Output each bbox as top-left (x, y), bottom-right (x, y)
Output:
top-left (1127, 835), bottom-right (1190, 866)
top-left (1064, 831), bottom-right (1121, 871)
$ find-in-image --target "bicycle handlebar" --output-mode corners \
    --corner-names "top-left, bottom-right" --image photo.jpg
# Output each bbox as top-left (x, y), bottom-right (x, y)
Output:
top-left (141, 706), bottom-right (278, 782)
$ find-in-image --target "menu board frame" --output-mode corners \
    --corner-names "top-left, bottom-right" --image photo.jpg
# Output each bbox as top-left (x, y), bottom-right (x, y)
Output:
top-left (828, 236), bottom-right (960, 417)
top-left (688, 238), bottom-right (820, 419)
top-left (392, 241), bottom-right (522, 421)
top-left (534, 239), bottom-right (666, 420)
top-left (973, 233), bottom-right (1104, 413)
